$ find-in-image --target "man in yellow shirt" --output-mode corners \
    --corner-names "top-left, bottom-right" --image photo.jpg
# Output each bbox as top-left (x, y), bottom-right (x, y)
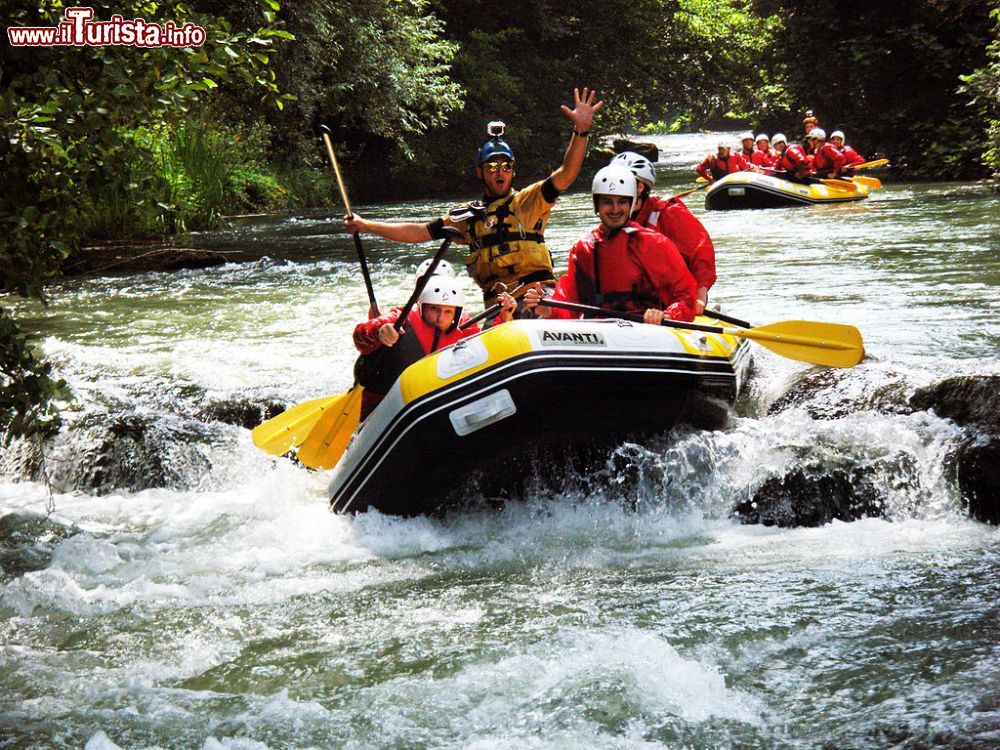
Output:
top-left (344, 87), bottom-right (604, 309)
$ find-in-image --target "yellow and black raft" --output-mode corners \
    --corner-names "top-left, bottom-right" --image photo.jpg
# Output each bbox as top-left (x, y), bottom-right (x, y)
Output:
top-left (326, 315), bottom-right (752, 515)
top-left (705, 172), bottom-right (871, 210)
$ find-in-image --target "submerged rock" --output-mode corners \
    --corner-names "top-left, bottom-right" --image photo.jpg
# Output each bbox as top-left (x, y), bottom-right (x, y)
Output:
top-left (196, 398), bottom-right (286, 430)
top-left (0, 511), bottom-right (78, 580)
top-left (909, 375), bottom-right (1000, 430)
top-left (733, 458), bottom-right (912, 527)
top-left (52, 412), bottom-right (217, 494)
top-left (768, 367), bottom-right (914, 419)
top-left (909, 375), bottom-right (1000, 525)
top-left (612, 139), bottom-right (659, 162)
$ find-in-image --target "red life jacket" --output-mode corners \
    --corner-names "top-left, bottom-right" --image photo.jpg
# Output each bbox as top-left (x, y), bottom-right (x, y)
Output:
top-left (353, 307), bottom-right (481, 402)
top-left (752, 148), bottom-right (778, 168)
top-left (813, 142), bottom-right (845, 175)
top-left (777, 144), bottom-right (811, 177)
top-left (551, 223), bottom-right (696, 321)
top-left (696, 152), bottom-right (750, 180)
top-left (841, 145), bottom-right (866, 167)
top-left (634, 195), bottom-right (716, 291)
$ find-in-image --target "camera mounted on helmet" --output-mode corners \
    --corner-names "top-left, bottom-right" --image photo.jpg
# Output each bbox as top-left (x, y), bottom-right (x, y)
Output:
top-left (477, 120), bottom-right (515, 166)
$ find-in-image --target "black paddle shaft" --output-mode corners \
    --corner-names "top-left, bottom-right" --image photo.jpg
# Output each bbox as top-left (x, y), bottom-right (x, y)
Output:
top-left (393, 228), bottom-right (461, 333)
top-left (540, 299), bottom-right (738, 337)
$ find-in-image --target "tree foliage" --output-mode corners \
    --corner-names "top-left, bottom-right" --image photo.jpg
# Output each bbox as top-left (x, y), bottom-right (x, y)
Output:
top-left (1, 0), bottom-right (288, 441)
top-left (960, 7), bottom-right (1000, 173)
top-left (751, 0), bottom-right (995, 179)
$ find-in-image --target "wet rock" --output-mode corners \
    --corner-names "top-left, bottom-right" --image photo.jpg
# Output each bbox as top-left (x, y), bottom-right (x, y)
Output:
top-left (0, 438), bottom-right (44, 483)
top-left (612, 139), bottom-right (659, 162)
top-left (909, 375), bottom-right (1000, 430)
top-left (734, 461), bottom-right (889, 527)
top-left (768, 367), bottom-right (914, 419)
top-left (55, 412), bottom-right (217, 494)
top-left (956, 436), bottom-right (1000, 525)
top-left (196, 398), bottom-right (287, 430)
top-left (0, 511), bottom-right (78, 580)
top-left (63, 244), bottom-right (227, 277)
top-left (910, 375), bottom-right (1000, 525)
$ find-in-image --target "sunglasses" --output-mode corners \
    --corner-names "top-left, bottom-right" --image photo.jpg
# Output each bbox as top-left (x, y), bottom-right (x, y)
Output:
top-left (484, 161), bottom-right (514, 173)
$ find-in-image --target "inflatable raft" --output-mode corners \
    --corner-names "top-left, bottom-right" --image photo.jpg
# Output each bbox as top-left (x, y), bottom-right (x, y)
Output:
top-left (328, 315), bottom-right (751, 516)
top-left (705, 172), bottom-right (870, 210)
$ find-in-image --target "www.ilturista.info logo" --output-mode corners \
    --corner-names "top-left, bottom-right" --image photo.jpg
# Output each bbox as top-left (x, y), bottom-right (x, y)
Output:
top-left (7, 7), bottom-right (206, 47)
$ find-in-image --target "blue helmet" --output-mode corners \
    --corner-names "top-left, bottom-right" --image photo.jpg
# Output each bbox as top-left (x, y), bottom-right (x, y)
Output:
top-left (476, 138), bottom-right (515, 166)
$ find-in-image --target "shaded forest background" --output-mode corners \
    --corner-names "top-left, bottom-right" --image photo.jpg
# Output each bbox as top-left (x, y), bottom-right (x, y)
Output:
top-left (2, 0), bottom-right (999, 440)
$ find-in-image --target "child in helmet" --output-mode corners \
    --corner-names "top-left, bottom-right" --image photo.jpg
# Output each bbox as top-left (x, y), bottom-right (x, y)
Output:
top-left (352, 262), bottom-right (517, 418)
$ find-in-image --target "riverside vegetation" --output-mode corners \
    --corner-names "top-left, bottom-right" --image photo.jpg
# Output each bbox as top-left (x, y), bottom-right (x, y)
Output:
top-left (2, 0), bottom-right (999, 443)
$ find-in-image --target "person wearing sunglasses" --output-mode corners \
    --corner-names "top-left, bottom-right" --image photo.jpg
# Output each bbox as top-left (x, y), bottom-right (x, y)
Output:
top-left (344, 87), bottom-right (604, 313)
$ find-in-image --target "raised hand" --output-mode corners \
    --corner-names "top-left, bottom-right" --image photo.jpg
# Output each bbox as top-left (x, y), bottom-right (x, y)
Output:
top-left (560, 87), bottom-right (605, 132)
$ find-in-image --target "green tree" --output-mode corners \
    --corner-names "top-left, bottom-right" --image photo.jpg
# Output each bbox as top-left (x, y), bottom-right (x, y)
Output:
top-left (751, 0), bottom-right (995, 179)
top-left (1, 0), bottom-right (287, 442)
top-left (961, 7), bottom-right (1000, 174)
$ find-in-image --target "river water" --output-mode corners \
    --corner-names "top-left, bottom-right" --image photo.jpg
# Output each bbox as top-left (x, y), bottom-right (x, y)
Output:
top-left (2, 133), bottom-right (999, 749)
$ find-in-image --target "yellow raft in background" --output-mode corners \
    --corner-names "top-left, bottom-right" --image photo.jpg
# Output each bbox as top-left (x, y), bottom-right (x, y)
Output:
top-left (705, 172), bottom-right (871, 210)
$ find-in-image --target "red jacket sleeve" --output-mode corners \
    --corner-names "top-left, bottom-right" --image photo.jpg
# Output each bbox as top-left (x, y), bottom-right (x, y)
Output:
top-left (549, 243), bottom-right (584, 319)
top-left (353, 308), bottom-right (402, 355)
top-left (639, 233), bottom-right (697, 321)
top-left (656, 200), bottom-right (716, 291)
top-left (731, 153), bottom-right (752, 172)
top-left (695, 157), bottom-right (713, 180)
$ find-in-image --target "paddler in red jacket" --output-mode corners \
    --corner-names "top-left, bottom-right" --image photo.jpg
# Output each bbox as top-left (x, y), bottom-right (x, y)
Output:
top-left (611, 151), bottom-right (715, 313)
top-left (523, 165), bottom-right (697, 325)
top-left (751, 134), bottom-right (778, 168)
top-left (738, 131), bottom-right (756, 162)
top-left (353, 266), bottom-right (516, 418)
top-left (808, 128), bottom-right (845, 178)
top-left (695, 143), bottom-right (752, 182)
top-left (830, 130), bottom-right (866, 172)
top-left (772, 133), bottom-right (813, 183)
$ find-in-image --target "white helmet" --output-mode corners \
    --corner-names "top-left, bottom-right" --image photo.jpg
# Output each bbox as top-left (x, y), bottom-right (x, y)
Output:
top-left (739, 131), bottom-right (754, 141)
top-left (591, 165), bottom-right (638, 215)
top-left (415, 258), bottom-right (455, 282)
top-left (772, 133), bottom-right (787, 146)
top-left (611, 151), bottom-right (656, 188)
top-left (755, 134), bottom-right (770, 143)
top-left (808, 128), bottom-right (826, 140)
top-left (830, 130), bottom-right (845, 141)
top-left (418, 275), bottom-right (464, 330)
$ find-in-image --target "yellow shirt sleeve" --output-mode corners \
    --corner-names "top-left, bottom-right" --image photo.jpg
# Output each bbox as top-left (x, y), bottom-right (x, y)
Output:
top-left (509, 180), bottom-right (557, 231)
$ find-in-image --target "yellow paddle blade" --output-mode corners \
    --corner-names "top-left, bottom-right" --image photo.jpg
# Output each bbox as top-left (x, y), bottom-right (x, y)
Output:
top-left (695, 176), bottom-right (708, 183)
top-left (853, 158), bottom-right (889, 171)
top-left (818, 178), bottom-right (859, 190)
top-left (252, 395), bottom-right (342, 456)
top-left (850, 175), bottom-right (882, 189)
top-left (296, 385), bottom-right (364, 470)
top-left (735, 320), bottom-right (865, 368)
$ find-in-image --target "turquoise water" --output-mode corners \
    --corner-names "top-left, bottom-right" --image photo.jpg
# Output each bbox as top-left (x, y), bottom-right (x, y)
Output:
top-left (1, 132), bottom-right (998, 749)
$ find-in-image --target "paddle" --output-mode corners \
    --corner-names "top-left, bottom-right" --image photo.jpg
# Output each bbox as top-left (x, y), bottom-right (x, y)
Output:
top-left (320, 125), bottom-right (380, 317)
top-left (852, 158), bottom-right (889, 171)
top-left (538, 299), bottom-right (864, 368)
top-left (295, 229), bottom-right (461, 470)
top-left (459, 282), bottom-right (529, 330)
top-left (702, 308), bottom-right (751, 329)
top-left (847, 175), bottom-right (882, 189)
top-left (252, 394), bottom-right (344, 455)
top-left (818, 177), bottom-right (861, 190)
